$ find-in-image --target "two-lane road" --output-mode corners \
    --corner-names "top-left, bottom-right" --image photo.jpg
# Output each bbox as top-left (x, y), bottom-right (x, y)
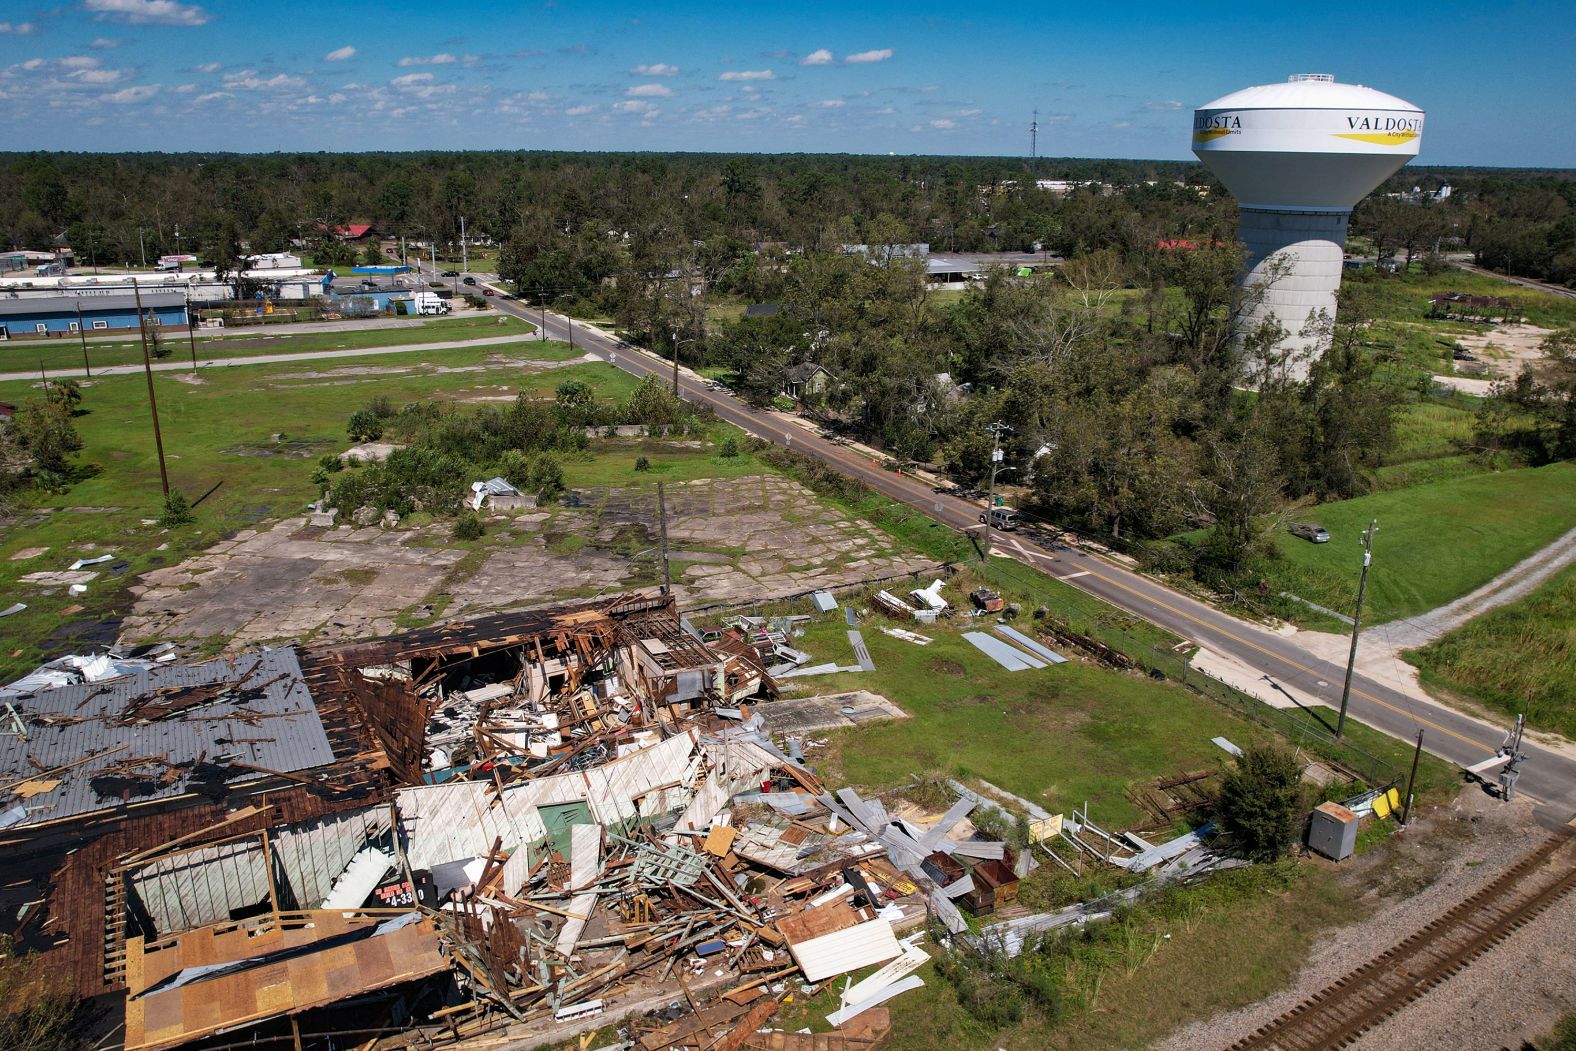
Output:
top-left (482, 292), bottom-right (1575, 815)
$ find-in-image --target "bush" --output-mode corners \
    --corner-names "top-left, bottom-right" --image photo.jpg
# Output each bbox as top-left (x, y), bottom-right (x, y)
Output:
top-left (526, 454), bottom-right (564, 500)
top-left (718, 436), bottom-right (740, 458)
top-left (452, 513), bottom-right (485, 540)
top-left (158, 489), bottom-right (194, 526)
top-left (634, 456), bottom-right (651, 472)
top-left (347, 408), bottom-right (383, 442)
top-left (1218, 741), bottom-right (1306, 861)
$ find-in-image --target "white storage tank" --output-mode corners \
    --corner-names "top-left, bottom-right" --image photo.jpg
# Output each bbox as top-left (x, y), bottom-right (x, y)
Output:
top-left (1192, 74), bottom-right (1424, 377)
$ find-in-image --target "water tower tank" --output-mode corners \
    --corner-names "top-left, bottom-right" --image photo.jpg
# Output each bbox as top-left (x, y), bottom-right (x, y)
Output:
top-left (1192, 74), bottom-right (1424, 375)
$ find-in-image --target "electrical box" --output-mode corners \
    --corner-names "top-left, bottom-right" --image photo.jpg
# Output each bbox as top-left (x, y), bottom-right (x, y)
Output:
top-left (1308, 801), bottom-right (1359, 861)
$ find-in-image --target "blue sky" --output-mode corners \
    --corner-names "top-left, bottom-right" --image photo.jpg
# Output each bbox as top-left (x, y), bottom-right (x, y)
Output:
top-left (1, 0), bottom-right (1572, 165)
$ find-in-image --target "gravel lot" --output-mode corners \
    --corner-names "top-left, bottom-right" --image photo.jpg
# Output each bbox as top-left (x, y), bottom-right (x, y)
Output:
top-left (1157, 789), bottom-right (1571, 1051)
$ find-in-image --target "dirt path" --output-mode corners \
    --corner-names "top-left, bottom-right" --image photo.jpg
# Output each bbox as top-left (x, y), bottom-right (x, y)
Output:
top-left (1366, 524), bottom-right (1576, 653)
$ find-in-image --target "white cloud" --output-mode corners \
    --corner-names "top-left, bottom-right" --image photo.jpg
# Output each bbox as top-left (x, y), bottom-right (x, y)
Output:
top-left (193, 61), bottom-right (220, 73)
top-left (719, 69), bottom-right (773, 81)
top-left (817, 98), bottom-right (845, 108)
top-left (104, 83), bottom-right (160, 102)
top-left (1144, 99), bottom-right (1183, 110)
top-left (193, 90), bottom-right (230, 103)
top-left (630, 63), bottom-right (678, 76)
top-left (565, 104), bottom-right (595, 116)
top-left (801, 48), bottom-right (833, 65)
top-left (60, 56), bottom-right (103, 69)
top-left (398, 53), bottom-right (456, 66)
top-left (174, 82), bottom-right (195, 91)
top-left (324, 45), bottom-right (356, 62)
top-left (89, 37), bottom-right (119, 48)
top-left (929, 118), bottom-right (955, 129)
top-left (85, 0), bottom-right (211, 27)
top-left (844, 48), bottom-right (893, 64)
top-left (626, 82), bottom-right (671, 97)
top-left (70, 68), bottom-right (125, 84)
top-left (20, 58), bottom-right (47, 71)
top-left (1112, 120), bottom-right (1132, 128)
top-left (613, 98), bottom-right (655, 114)
top-left (390, 72), bottom-right (433, 87)
top-left (223, 70), bottom-right (307, 91)
top-left (0, 21), bottom-right (36, 35)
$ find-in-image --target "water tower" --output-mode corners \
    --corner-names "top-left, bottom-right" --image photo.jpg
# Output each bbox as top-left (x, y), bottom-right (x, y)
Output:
top-left (1192, 74), bottom-right (1424, 375)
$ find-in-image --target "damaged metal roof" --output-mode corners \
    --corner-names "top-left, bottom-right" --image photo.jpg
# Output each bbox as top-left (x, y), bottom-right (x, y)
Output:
top-left (0, 647), bottom-right (335, 829)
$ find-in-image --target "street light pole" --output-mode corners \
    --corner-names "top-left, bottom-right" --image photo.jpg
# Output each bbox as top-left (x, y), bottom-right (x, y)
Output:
top-left (1336, 518), bottom-right (1378, 738)
top-left (981, 421), bottom-right (1010, 562)
top-left (460, 216), bottom-right (468, 275)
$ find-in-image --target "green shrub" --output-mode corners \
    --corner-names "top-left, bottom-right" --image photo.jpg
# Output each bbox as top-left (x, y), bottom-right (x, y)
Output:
top-left (452, 514), bottom-right (485, 540)
top-left (159, 489), bottom-right (194, 526)
top-left (719, 437), bottom-right (740, 458)
top-left (347, 408), bottom-right (383, 442)
top-left (1218, 742), bottom-right (1306, 861)
top-left (634, 456), bottom-right (651, 472)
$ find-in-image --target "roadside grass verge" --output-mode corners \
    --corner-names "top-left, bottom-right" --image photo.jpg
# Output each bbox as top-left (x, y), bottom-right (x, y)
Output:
top-left (1405, 561), bottom-right (1576, 740)
top-left (1250, 461), bottom-right (1576, 625)
top-left (1, 313), bottom-right (534, 373)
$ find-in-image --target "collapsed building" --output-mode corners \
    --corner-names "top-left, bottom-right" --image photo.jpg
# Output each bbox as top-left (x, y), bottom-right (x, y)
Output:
top-left (0, 591), bottom-right (964, 1050)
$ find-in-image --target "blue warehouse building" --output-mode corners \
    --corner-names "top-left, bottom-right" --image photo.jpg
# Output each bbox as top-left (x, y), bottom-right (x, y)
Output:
top-left (0, 290), bottom-right (189, 339)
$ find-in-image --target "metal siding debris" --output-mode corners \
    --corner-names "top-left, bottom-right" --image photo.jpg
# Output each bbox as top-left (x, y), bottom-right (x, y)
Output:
top-left (847, 630), bottom-right (875, 672)
top-left (961, 632), bottom-right (1046, 671)
top-left (787, 918), bottom-right (902, 983)
top-left (811, 591), bottom-right (838, 613)
top-left (993, 625), bottom-right (1068, 664)
top-left (827, 975), bottom-right (925, 1028)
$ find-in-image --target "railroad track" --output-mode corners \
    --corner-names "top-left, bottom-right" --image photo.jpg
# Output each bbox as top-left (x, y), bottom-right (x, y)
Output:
top-left (1226, 830), bottom-right (1576, 1051)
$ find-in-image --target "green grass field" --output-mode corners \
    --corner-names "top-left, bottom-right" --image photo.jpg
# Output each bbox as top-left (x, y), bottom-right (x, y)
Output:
top-left (0, 340), bottom-right (615, 678)
top-left (1, 314), bottom-right (532, 373)
top-left (1406, 561), bottom-right (1576, 740)
top-left (1256, 461), bottom-right (1576, 625)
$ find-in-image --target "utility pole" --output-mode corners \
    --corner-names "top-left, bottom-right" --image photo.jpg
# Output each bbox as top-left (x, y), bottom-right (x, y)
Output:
top-left (186, 302), bottom-right (198, 369)
top-left (1031, 109), bottom-right (1039, 160)
top-left (1336, 518), bottom-right (1377, 738)
top-left (138, 228), bottom-right (147, 269)
top-left (1400, 729), bottom-right (1424, 827)
top-left (981, 421), bottom-right (1011, 562)
top-left (74, 300), bottom-right (90, 377)
top-left (460, 216), bottom-right (468, 274)
top-left (656, 480), bottom-right (672, 595)
top-left (131, 279), bottom-right (171, 500)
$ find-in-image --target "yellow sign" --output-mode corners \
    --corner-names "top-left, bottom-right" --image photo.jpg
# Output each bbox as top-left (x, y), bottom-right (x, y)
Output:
top-left (1332, 130), bottom-right (1420, 146)
top-left (1192, 127), bottom-right (1235, 143)
top-left (1029, 814), bottom-right (1064, 842)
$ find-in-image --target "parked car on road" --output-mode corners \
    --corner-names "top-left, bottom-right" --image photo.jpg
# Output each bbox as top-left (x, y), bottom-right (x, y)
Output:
top-left (979, 507), bottom-right (1020, 531)
top-left (441, 269), bottom-right (459, 277)
top-left (1289, 522), bottom-right (1330, 543)
top-left (462, 276), bottom-right (477, 286)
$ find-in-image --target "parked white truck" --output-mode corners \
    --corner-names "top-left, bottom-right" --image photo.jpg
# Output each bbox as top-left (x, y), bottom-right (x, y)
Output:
top-left (402, 291), bottom-right (450, 315)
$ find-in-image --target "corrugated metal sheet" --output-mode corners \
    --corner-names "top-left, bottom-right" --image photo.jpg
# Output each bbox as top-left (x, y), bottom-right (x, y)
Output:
top-left (131, 840), bottom-right (268, 933)
top-left (993, 625), bottom-right (1068, 664)
top-left (399, 730), bottom-right (701, 871)
top-left (272, 808), bottom-right (386, 907)
top-left (962, 632), bottom-right (1045, 671)
top-left (788, 918), bottom-right (902, 983)
top-left (0, 647), bottom-right (333, 828)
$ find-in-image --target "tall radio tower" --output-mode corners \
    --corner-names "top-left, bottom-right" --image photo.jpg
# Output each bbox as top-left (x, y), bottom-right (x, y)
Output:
top-left (1030, 109), bottom-right (1039, 159)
